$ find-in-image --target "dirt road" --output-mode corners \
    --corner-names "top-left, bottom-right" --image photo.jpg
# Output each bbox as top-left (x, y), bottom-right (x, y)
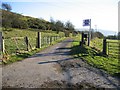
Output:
top-left (2, 38), bottom-right (120, 89)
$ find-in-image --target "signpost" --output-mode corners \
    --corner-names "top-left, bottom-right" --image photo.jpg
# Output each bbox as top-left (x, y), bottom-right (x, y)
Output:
top-left (118, 1), bottom-right (120, 61)
top-left (83, 19), bottom-right (91, 46)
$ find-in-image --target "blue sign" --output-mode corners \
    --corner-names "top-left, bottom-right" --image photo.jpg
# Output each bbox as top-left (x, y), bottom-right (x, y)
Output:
top-left (83, 19), bottom-right (90, 26)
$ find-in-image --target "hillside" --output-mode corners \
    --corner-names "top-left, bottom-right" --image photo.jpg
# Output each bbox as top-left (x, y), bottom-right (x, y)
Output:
top-left (1, 9), bottom-right (75, 34)
top-left (1, 9), bottom-right (51, 30)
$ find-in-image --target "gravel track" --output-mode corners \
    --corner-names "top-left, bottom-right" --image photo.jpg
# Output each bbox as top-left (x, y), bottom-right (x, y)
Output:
top-left (2, 38), bottom-right (120, 89)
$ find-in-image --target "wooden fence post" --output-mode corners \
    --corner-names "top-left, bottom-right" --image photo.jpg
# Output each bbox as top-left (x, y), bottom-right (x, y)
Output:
top-left (53, 36), bottom-right (55, 41)
top-left (0, 32), bottom-right (3, 61)
top-left (43, 37), bottom-right (45, 45)
top-left (24, 36), bottom-right (29, 51)
top-left (0, 32), bottom-right (3, 53)
top-left (55, 36), bottom-right (57, 41)
top-left (45, 37), bottom-right (47, 45)
top-left (0, 32), bottom-right (5, 54)
top-left (50, 36), bottom-right (52, 44)
top-left (47, 37), bottom-right (48, 44)
top-left (103, 38), bottom-right (107, 55)
top-left (42, 37), bottom-right (44, 46)
top-left (49, 37), bottom-right (50, 44)
top-left (47, 36), bottom-right (50, 44)
top-left (36, 32), bottom-right (41, 48)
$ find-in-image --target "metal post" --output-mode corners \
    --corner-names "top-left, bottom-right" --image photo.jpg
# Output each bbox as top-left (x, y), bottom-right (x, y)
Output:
top-left (108, 42), bottom-right (109, 55)
top-left (88, 19), bottom-right (91, 46)
top-left (40, 32), bottom-right (41, 48)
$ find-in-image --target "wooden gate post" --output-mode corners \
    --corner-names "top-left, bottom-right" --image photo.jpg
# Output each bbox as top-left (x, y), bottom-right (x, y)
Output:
top-left (103, 38), bottom-right (107, 55)
top-left (81, 32), bottom-right (84, 43)
top-left (88, 32), bottom-right (90, 46)
top-left (80, 32), bottom-right (85, 46)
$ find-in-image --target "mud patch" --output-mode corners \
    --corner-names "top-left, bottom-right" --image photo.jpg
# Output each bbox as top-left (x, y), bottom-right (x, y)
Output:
top-left (59, 60), bottom-right (81, 71)
top-left (53, 64), bottom-right (63, 73)
top-left (40, 80), bottom-right (96, 89)
top-left (53, 59), bottom-right (81, 73)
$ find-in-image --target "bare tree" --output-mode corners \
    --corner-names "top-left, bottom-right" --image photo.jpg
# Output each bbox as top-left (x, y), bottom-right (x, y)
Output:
top-left (65, 21), bottom-right (75, 31)
top-left (2, 3), bottom-right (12, 11)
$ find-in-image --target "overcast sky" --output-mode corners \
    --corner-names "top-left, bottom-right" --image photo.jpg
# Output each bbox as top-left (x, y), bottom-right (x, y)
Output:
top-left (1, 0), bottom-right (119, 32)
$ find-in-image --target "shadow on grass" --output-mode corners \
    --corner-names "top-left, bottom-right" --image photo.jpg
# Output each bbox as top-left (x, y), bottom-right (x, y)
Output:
top-left (70, 44), bottom-right (120, 88)
top-left (70, 45), bottom-right (106, 58)
top-left (16, 53), bottom-right (31, 58)
top-left (3, 53), bottom-right (32, 65)
top-left (113, 73), bottom-right (120, 78)
top-left (70, 45), bottom-right (91, 56)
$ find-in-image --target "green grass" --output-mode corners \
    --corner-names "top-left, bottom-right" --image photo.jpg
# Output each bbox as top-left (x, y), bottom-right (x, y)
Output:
top-left (90, 38), bottom-right (119, 57)
top-left (2, 36), bottom-right (66, 65)
top-left (1, 28), bottom-right (66, 64)
top-left (71, 36), bottom-right (120, 77)
top-left (90, 37), bottom-right (103, 51)
top-left (1, 28), bottom-right (65, 54)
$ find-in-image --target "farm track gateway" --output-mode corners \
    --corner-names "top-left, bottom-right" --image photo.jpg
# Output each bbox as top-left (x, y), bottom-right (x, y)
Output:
top-left (2, 38), bottom-right (120, 89)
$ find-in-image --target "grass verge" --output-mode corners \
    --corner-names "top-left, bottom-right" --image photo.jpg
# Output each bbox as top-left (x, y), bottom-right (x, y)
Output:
top-left (2, 37), bottom-right (66, 65)
top-left (70, 36), bottom-right (120, 78)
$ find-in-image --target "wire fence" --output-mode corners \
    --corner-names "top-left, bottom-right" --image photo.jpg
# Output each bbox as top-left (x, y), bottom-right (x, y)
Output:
top-left (90, 38), bottom-right (119, 56)
top-left (2, 32), bottom-right (65, 55)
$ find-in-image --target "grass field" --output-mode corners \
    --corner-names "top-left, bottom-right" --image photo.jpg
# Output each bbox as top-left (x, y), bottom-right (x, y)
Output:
top-left (0, 28), bottom-right (65, 64)
top-left (90, 37), bottom-right (103, 51)
top-left (1, 28), bottom-right (65, 54)
top-left (71, 36), bottom-right (120, 77)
